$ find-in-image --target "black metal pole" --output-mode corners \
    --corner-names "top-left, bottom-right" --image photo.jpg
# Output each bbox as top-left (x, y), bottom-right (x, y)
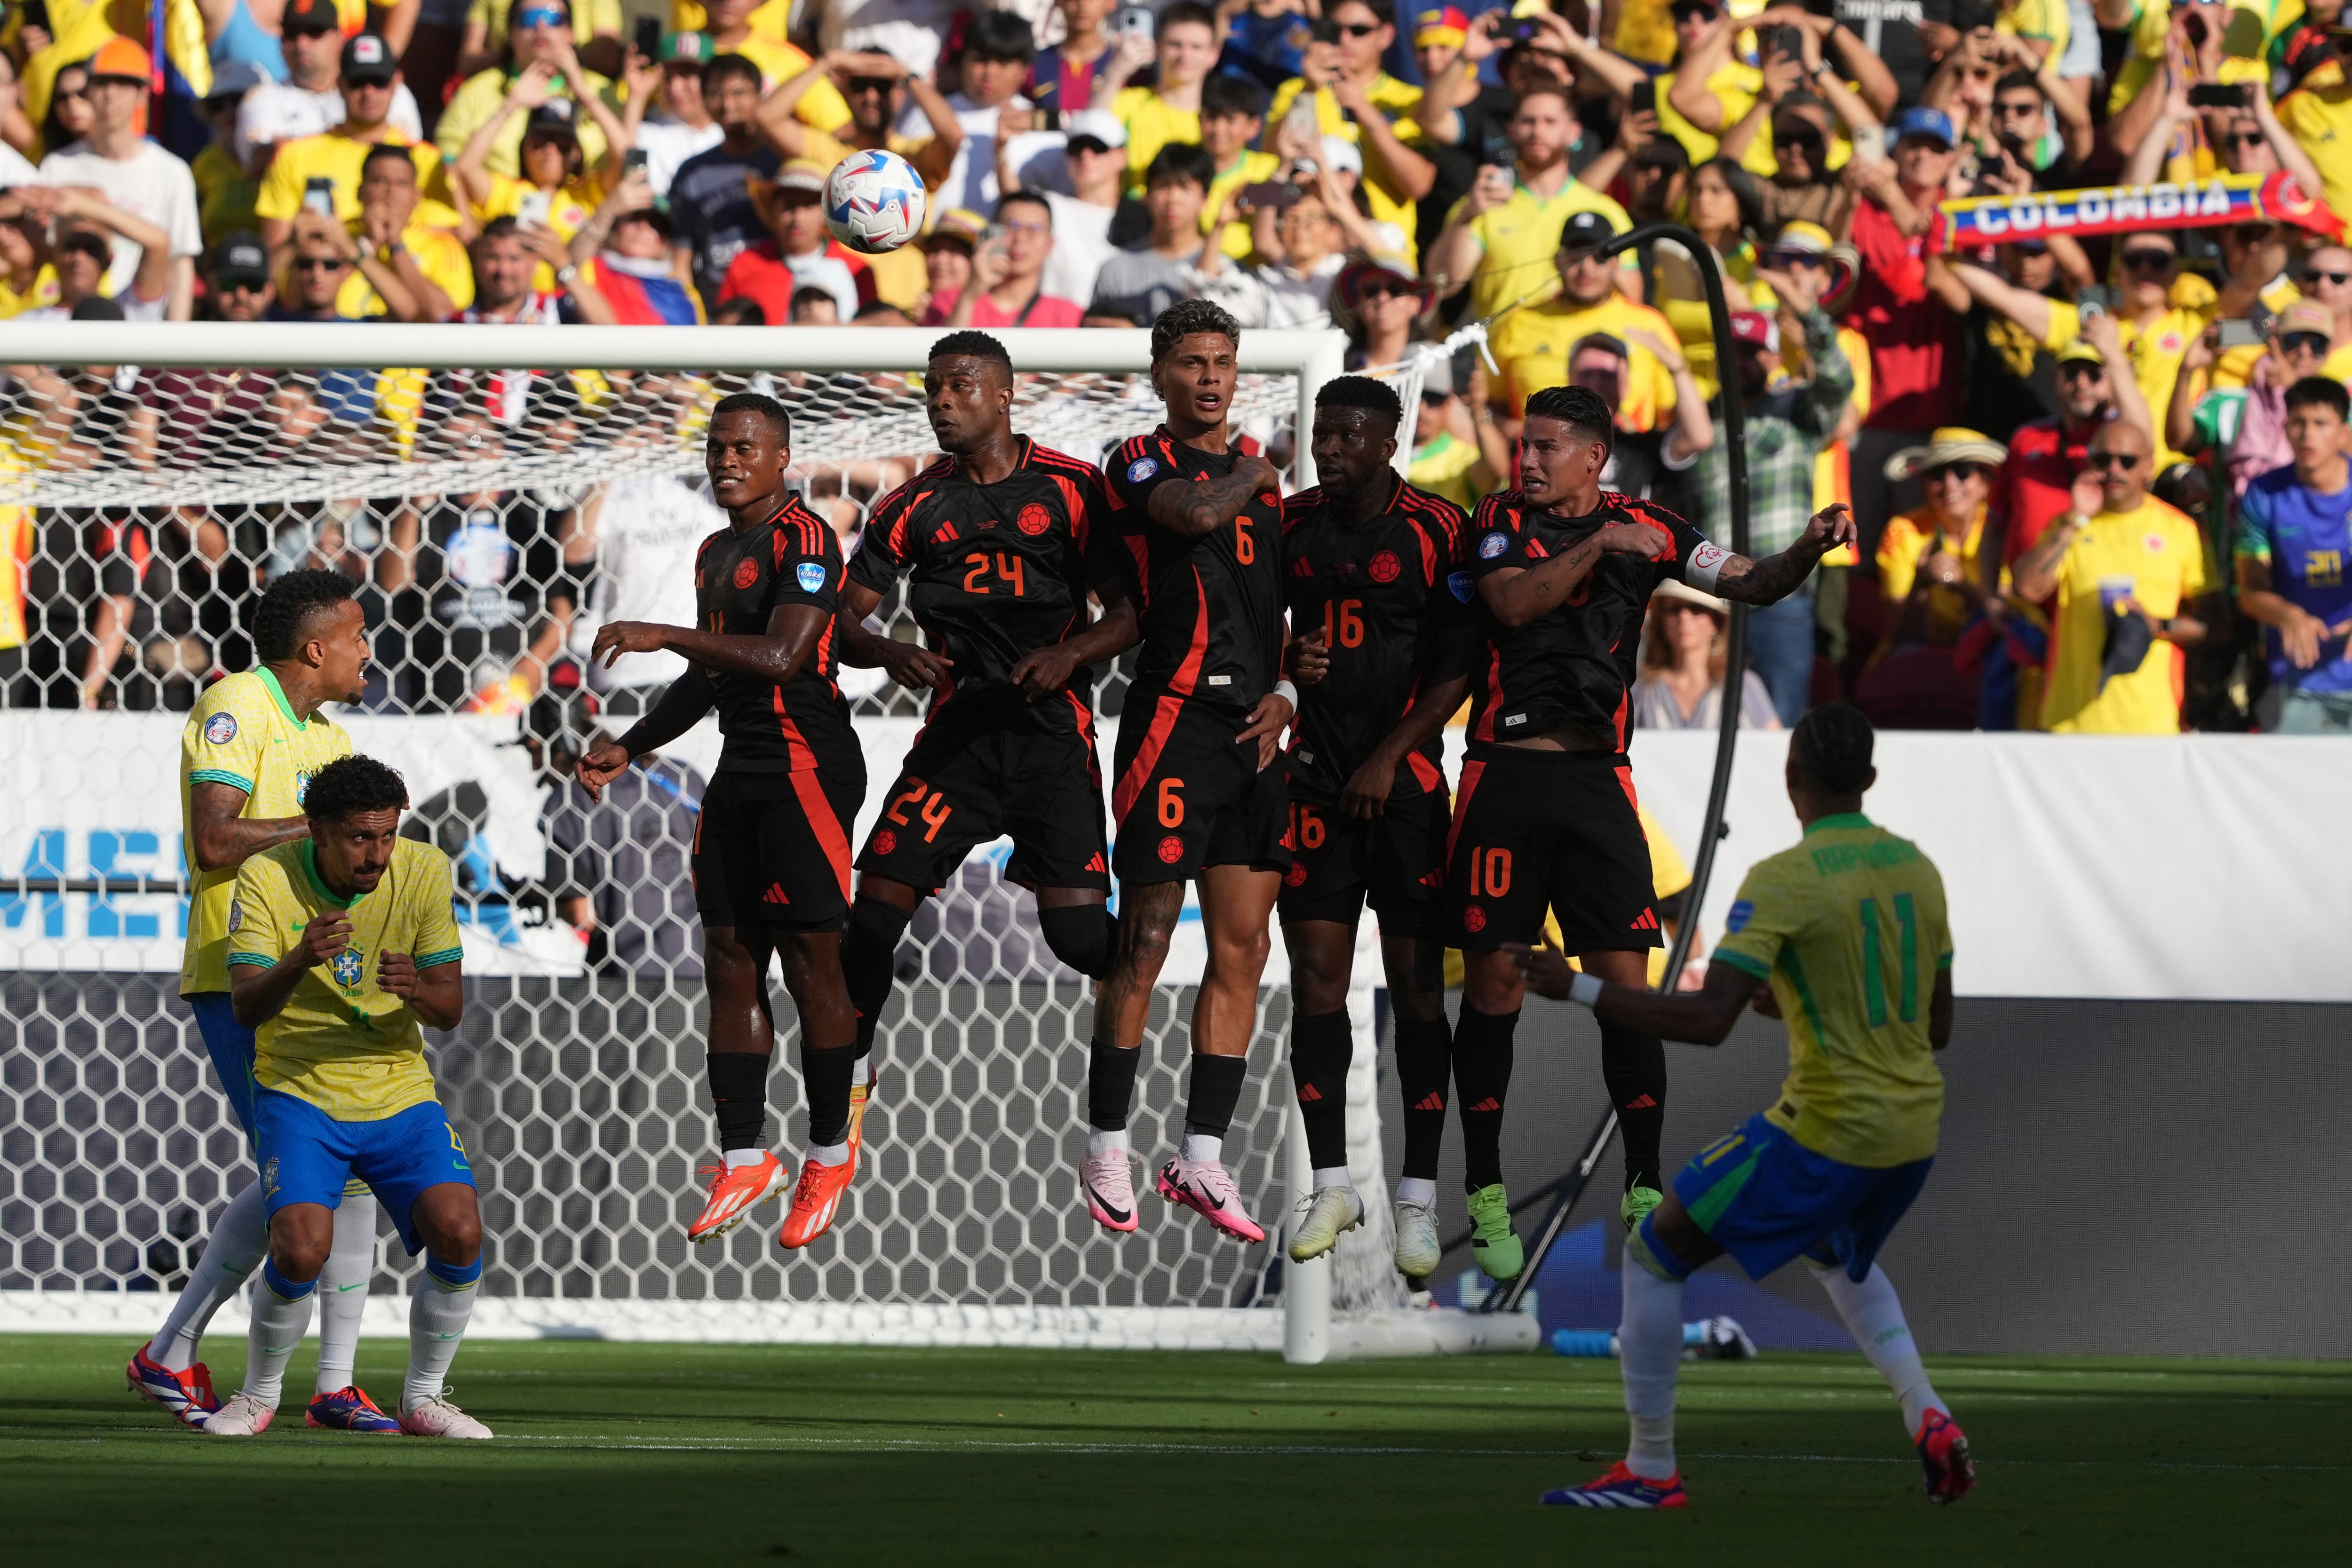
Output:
top-left (1475, 223), bottom-right (1751, 1315)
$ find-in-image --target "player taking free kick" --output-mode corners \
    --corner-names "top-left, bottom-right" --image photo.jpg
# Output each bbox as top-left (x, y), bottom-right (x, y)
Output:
top-left (1083, 299), bottom-right (1299, 1243)
top-left (1518, 706), bottom-right (1974, 1509)
top-left (577, 394), bottom-right (870, 1252)
top-left (834, 331), bottom-right (1139, 1156)
top-left (1450, 383), bottom-right (1857, 1279)
top-left (208, 756), bottom-right (490, 1439)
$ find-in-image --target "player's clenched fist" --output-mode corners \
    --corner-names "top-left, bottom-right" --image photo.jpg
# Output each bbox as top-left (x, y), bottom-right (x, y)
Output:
top-left (1593, 523), bottom-right (1670, 559)
top-left (297, 912), bottom-right (354, 966)
top-left (378, 950), bottom-right (421, 998)
top-left (573, 739), bottom-right (634, 802)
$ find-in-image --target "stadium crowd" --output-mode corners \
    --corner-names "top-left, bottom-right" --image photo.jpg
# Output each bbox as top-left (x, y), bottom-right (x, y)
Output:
top-left (1, 0), bottom-right (2350, 734)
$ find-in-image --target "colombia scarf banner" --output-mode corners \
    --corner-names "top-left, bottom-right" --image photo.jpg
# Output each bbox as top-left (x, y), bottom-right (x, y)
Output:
top-left (1931, 172), bottom-right (2344, 253)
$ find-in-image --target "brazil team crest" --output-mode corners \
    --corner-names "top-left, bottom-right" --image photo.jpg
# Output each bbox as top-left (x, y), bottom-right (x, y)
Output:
top-left (333, 947), bottom-right (365, 990)
top-left (261, 1156), bottom-right (279, 1200)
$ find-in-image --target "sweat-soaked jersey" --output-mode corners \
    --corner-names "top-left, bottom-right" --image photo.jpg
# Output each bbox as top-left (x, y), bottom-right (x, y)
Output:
top-left (692, 495), bottom-right (857, 776)
top-left (1101, 426), bottom-right (1286, 710)
top-left (848, 438), bottom-right (1113, 734)
top-left (1279, 474), bottom-right (1473, 803)
top-left (1466, 489), bottom-right (1721, 749)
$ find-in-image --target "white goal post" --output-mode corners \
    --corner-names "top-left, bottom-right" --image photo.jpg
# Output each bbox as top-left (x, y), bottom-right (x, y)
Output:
top-left (0, 321), bottom-right (1534, 1363)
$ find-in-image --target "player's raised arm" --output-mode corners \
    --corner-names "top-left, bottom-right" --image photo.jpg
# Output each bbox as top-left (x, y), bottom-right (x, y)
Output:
top-left (1144, 450), bottom-right (1283, 538)
top-left (1707, 502), bottom-right (1860, 606)
top-left (188, 782), bottom-right (312, 872)
top-left (1509, 944), bottom-right (1760, 1046)
top-left (594, 601), bottom-right (834, 687)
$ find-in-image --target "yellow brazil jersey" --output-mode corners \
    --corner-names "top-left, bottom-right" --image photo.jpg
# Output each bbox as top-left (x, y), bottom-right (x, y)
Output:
top-left (1409, 430), bottom-right (1483, 509)
top-left (1998, 0), bottom-right (2069, 64)
top-left (334, 215), bottom-right (477, 319)
top-left (227, 837), bottom-right (464, 1122)
top-left (2278, 60), bottom-right (2352, 225)
top-left (1495, 293), bottom-right (1680, 423)
top-left (1267, 73), bottom-right (1430, 253)
top-left (181, 669), bottom-right (354, 996)
top-left (2036, 497), bottom-right (2207, 733)
top-left (194, 142), bottom-right (260, 247)
top-left (1451, 177), bottom-right (1629, 332)
top-left (2118, 305), bottom-right (2215, 471)
top-left (722, 34), bottom-right (852, 125)
top-left (1657, 59), bottom-right (1851, 181)
top-left (1114, 86), bottom-right (1200, 197)
top-left (0, 261), bottom-right (57, 319)
top-left (1710, 814), bottom-right (1951, 1168)
top-left (1207, 149), bottom-right (1282, 262)
top-left (254, 132), bottom-right (447, 227)
top-left (467, 171), bottom-right (602, 293)
top-left (436, 68), bottom-right (625, 177)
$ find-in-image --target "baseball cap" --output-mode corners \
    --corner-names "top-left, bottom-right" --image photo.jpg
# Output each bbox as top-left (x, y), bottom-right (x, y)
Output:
top-left (88, 36), bottom-right (152, 85)
top-left (1320, 135), bottom-right (1363, 176)
top-left (659, 31), bottom-right (713, 63)
top-left (1889, 104), bottom-right (1955, 150)
top-left (206, 58), bottom-right (271, 101)
top-left (775, 157), bottom-right (830, 194)
top-left (1632, 136), bottom-right (1689, 173)
top-left (341, 32), bottom-right (398, 84)
top-left (214, 233), bottom-right (270, 287)
top-left (524, 98), bottom-right (580, 141)
top-left (281, 0), bottom-right (339, 35)
top-left (1729, 309), bottom-right (1780, 353)
top-left (922, 208), bottom-right (987, 250)
top-left (1556, 209), bottom-right (1618, 254)
top-left (1065, 108), bottom-right (1128, 152)
top-left (2276, 299), bottom-right (2335, 338)
top-left (1413, 6), bottom-right (1470, 47)
top-left (2054, 339), bottom-right (2106, 367)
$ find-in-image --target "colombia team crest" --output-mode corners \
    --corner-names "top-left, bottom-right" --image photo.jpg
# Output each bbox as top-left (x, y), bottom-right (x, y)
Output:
top-left (1016, 502), bottom-right (1052, 536)
top-left (733, 558), bottom-right (760, 590)
top-left (1369, 550), bottom-right (1401, 583)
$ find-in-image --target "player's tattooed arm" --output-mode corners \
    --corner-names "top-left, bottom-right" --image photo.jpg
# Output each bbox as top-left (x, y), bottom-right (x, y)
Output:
top-left (838, 579), bottom-right (954, 690)
top-left (576, 665), bottom-right (715, 802)
top-left (1710, 503), bottom-right (1860, 605)
top-left (1010, 591), bottom-right (1140, 699)
top-left (1479, 524), bottom-right (1666, 626)
top-left (187, 781), bottom-right (311, 872)
top-left (378, 953), bottom-right (464, 1029)
top-left (229, 911), bottom-right (355, 1028)
top-left (1144, 452), bottom-right (1282, 538)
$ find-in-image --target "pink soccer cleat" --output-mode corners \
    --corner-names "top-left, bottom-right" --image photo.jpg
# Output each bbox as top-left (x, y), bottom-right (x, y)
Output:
top-left (1915, 1409), bottom-right (1977, 1504)
top-left (1080, 1148), bottom-right (1139, 1233)
top-left (1155, 1156), bottom-right (1266, 1243)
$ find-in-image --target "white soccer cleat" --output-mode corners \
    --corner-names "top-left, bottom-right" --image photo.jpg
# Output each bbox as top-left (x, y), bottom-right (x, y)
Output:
top-left (399, 1394), bottom-right (493, 1439)
top-left (1287, 1185), bottom-right (1365, 1263)
top-left (1080, 1148), bottom-right (1140, 1233)
top-left (202, 1391), bottom-right (276, 1436)
top-left (1392, 1197), bottom-right (1441, 1278)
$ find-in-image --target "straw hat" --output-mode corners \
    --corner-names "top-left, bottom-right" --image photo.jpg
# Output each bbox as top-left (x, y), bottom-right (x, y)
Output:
top-left (1652, 577), bottom-right (1729, 615)
top-left (1883, 427), bottom-right (2008, 482)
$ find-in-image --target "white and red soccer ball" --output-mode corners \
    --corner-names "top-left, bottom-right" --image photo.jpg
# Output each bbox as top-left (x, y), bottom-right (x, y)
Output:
top-left (823, 149), bottom-right (927, 255)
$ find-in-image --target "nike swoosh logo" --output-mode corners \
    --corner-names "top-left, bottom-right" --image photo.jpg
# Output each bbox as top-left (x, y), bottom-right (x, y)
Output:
top-left (335, 1282), bottom-right (366, 1292)
top-left (1088, 1185), bottom-right (1133, 1225)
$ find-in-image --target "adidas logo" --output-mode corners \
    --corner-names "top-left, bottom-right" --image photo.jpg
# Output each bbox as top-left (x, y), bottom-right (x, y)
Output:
top-left (1630, 908), bottom-right (1659, 931)
top-left (1466, 1096), bottom-right (1501, 1113)
top-left (763, 884), bottom-right (791, 905)
top-left (1412, 1092), bottom-right (1446, 1112)
top-left (1084, 852), bottom-right (1106, 873)
top-left (1623, 1093), bottom-right (1658, 1110)
top-left (1287, 558), bottom-right (1314, 577)
top-left (1297, 1084), bottom-right (1324, 1102)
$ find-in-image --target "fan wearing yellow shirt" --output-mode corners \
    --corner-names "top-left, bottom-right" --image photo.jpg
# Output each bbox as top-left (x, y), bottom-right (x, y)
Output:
top-left (455, 64), bottom-right (635, 293)
top-left (126, 572), bottom-right (386, 1436)
top-left (254, 34), bottom-right (449, 267)
top-left (461, 0), bottom-right (623, 78)
top-left (1112, 1), bottom-right (1220, 194)
top-left (1199, 75), bottom-right (1281, 263)
top-left (1489, 209), bottom-right (1680, 420)
top-left (2013, 421), bottom-right (2214, 733)
top-left (202, 754), bottom-right (492, 1441)
top-left (1516, 705), bottom-right (1974, 1511)
top-left (2277, 55), bottom-right (2352, 239)
top-left (437, 0), bottom-right (634, 178)
top-left (1265, 0), bottom-right (1438, 248)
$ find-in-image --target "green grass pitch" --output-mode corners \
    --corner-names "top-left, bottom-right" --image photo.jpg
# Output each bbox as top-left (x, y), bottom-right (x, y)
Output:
top-left (4, 1334), bottom-right (2341, 1565)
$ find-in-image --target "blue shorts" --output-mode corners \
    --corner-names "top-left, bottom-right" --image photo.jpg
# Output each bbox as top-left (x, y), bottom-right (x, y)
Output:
top-left (188, 993), bottom-right (258, 1146)
top-left (1673, 1113), bottom-right (1932, 1283)
top-left (254, 1090), bottom-right (475, 1255)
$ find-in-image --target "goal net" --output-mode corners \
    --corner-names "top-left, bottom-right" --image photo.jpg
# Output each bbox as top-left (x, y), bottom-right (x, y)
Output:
top-left (0, 321), bottom-right (1532, 1362)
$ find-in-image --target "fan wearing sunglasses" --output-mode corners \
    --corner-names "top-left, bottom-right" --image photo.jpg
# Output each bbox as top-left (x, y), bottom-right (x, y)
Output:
top-left (2119, 69), bottom-right (2326, 209)
top-left (2296, 245), bottom-right (2352, 365)
top-left (1877, 428), bottom-right (2007, 648)
top-left (2169, 300), bottom-right (2340, 504)
top-left (2012, 420), bottom-right (2213, 733)
top-left (1267, 0), bottom-right (1438, 250)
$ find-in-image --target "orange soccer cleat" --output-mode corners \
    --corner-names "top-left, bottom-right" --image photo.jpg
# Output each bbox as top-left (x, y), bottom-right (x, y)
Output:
top-left (779, 1156), bottom-right (856, 1249)
top-left (687, 1152), bottom-right (793, 1243)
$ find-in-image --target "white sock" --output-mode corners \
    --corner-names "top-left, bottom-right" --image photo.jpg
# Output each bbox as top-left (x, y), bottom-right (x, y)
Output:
top-left (146, 1182), bottom-right (269, 1372)
top-left (404, 1259), bottom-right (480, 1412)
top-left (1179, 1132), bottom-right (1222, 1164)
top-left (1395, 1176), bottom-right (1437, 1208)
top-left (723, 1147), bottom-right (768, 1170)
top-left (1619, 1256), bottom-right (1685, 1481)
top-left (1085, 1126), bottom-right (1128, 1160)
top-left (1813, 1262), bottom-right (1947, 1434)
top-left (312, 1193), bottom-right (378, 1396)
top-left (854, 1054), bottom-right (875, 1087)
top-left (806, 1140), bottom-right (850, 1168)
top-left (242, 1267), bottom-right (318, 1409)
top-left (1311, 1166), bottom-right (1351, 1192)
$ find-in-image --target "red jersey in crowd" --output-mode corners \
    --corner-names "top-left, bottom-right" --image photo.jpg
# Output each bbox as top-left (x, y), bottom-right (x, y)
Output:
top-left (1989, 416), bottom-right (2095, 579)
top-left (1846, 196), bottom-right (1964, 431)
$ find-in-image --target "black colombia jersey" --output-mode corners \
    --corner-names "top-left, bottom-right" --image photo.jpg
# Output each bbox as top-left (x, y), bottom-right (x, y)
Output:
top-left (848, 437), bottom-right (1112, 733)
top-left (1465, 489), bottom-right (1718, 750)
top-left (1101, 426), bottom-right (1286, 708)
top-left (1278, 474), bottom-right (1472, 801)
top-left (692, 495), bottom-right (857, 775)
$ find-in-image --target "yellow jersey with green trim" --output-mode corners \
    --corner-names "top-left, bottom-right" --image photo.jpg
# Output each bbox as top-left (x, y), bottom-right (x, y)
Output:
top-left (1710, 814), bottom-right (1951, 1168)
top-left (226, 837), bottom-right (463, 1122)
top-left (180, 670), bottom-right (353, 996)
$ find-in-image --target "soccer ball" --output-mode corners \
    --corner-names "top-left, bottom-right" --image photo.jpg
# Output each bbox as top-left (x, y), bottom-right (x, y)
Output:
top-left (823, 149), bottom-right (927, 255)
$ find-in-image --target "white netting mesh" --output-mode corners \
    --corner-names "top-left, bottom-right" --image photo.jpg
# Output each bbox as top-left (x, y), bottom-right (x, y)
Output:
top-left (0, 325), bottom-right (1447, 1351)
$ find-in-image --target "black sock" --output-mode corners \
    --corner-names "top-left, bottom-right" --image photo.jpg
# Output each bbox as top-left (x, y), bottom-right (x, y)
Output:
top-left (707, 1052), bottom-right (770, 1152)
top-left (1453, 1004), bottom-right (1518, 1193)
top-left (1392, 1014), bottom-right (1452, 1182)
top-left (1182, 1052), bottom-right (1249, 1140)
top-left (1600, 1022), bottom-right (1667, 1192)
top-left (1038, 904), bottom-right (1119, 980)
top-left (802, 1041), bottom-right (857, 1148)
top-left (843, 895), bottom-right (911, 1056)
top-left (1289, 1010), bottom-right (1352, 1171)
top-left (1088, 1035), bottom-right (1141, 1131)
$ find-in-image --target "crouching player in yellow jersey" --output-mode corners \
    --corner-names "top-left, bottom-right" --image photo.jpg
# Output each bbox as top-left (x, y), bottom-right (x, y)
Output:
top-left (1514, 705), bottom-right (1974, 1510)
top-left (205, 755), bottom-right (492, 1440)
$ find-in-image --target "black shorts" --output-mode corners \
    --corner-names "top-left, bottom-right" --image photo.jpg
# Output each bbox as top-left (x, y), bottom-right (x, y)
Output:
top-left (1443, 745), bottom-right (1662, 952)
top-left (857, 709), bottom-right (1110, 894)
top-left (1277, 785), bottom-right (1450, 937)
top-left (1110, 692), bottom-right (1291, 884)
top-left (693, 766), bottom-right (866, 933)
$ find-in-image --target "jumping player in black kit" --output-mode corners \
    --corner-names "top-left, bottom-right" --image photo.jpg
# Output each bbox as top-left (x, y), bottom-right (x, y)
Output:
top-left (833, 331), bottom-right (1140, 1174)
top-left (1273, 376), bottom-right (1475, 1277)
top-left (1451, 383), bottom-right (1854, 1267)
top-left (1083, 299), bottom-right (1298, 1243)
top-left (576, 392), bottom-right (870, 1253)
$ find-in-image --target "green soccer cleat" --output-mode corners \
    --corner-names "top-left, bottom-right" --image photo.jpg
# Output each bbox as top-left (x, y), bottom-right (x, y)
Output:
top-left (1620, 1184), bottom-right (1665, 1232)
top-left (1287, 1185), bottom-right (1365, 1263)
top-left (1467, 1183), bottom-right (1523, 1281)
